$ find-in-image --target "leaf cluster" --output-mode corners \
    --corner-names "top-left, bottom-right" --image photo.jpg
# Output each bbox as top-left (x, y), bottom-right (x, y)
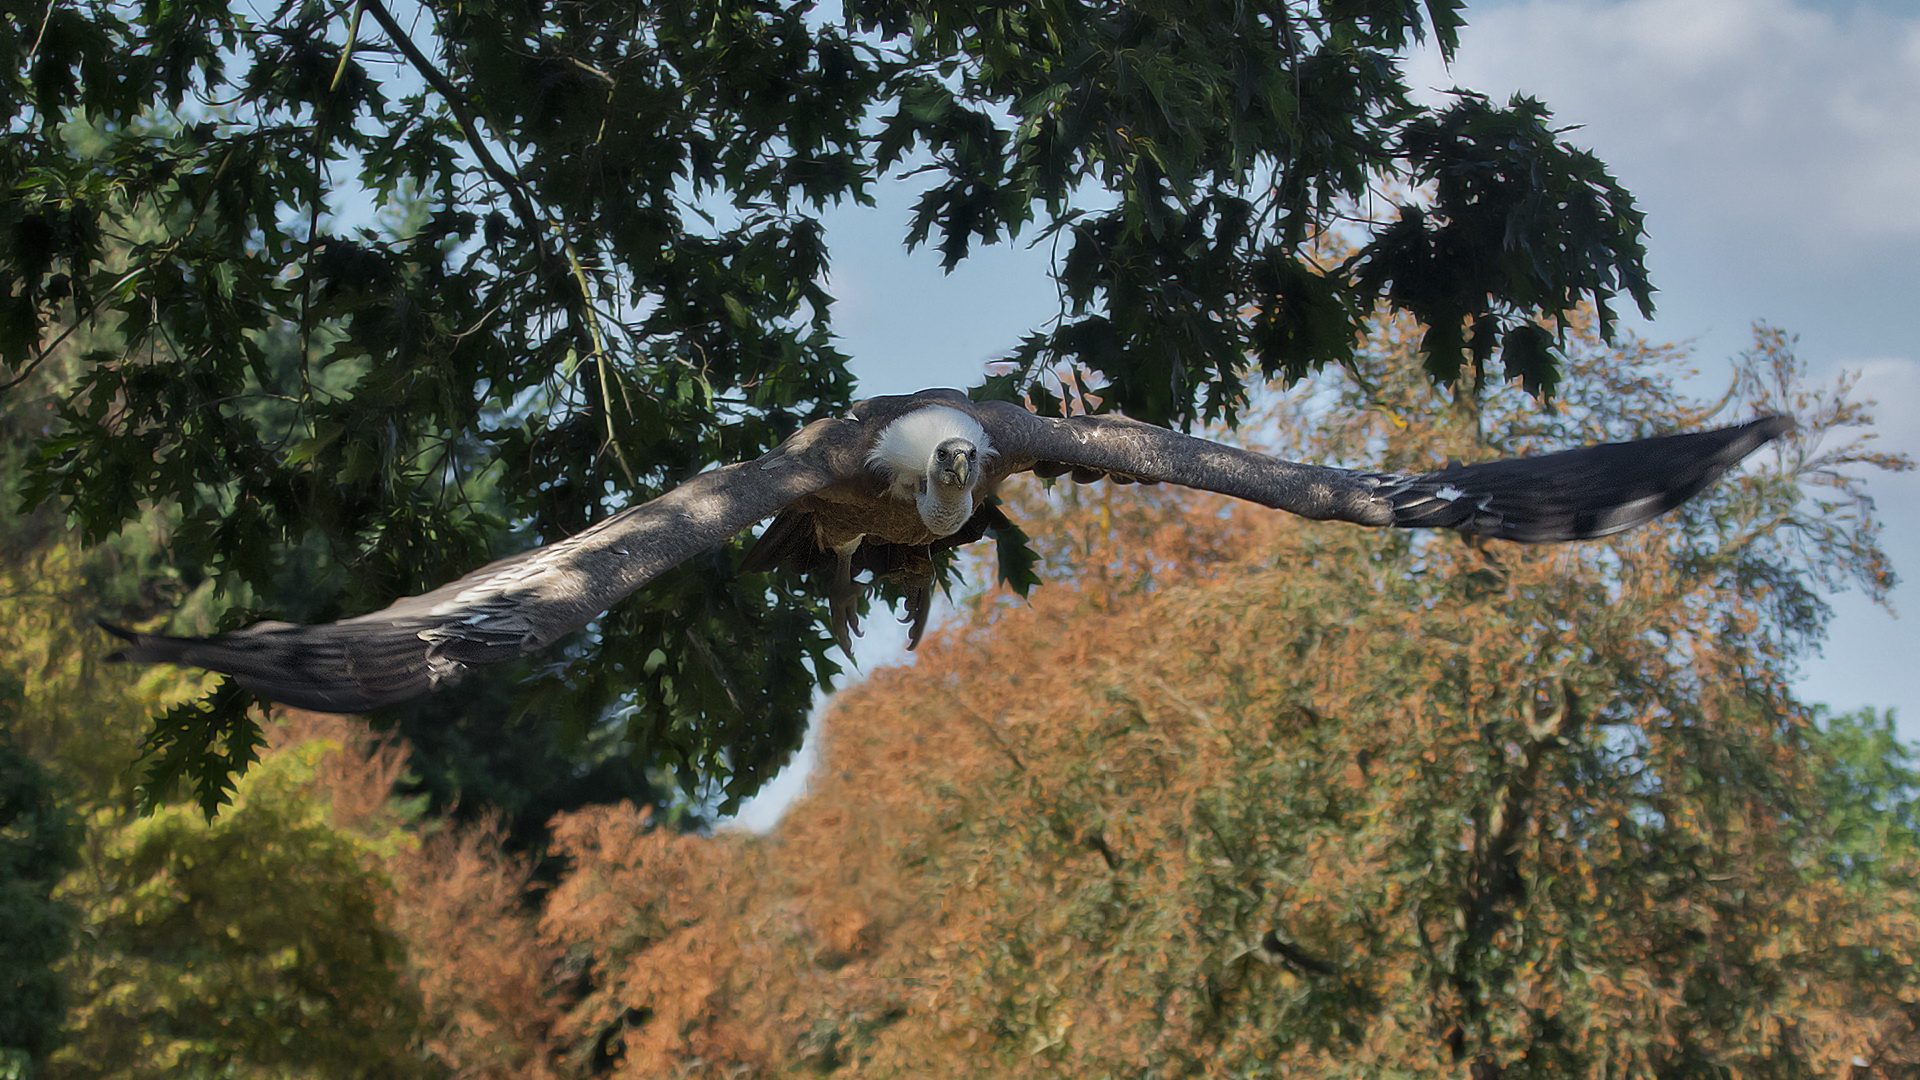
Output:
top-left (4, 0), bottom-right (1652, 808)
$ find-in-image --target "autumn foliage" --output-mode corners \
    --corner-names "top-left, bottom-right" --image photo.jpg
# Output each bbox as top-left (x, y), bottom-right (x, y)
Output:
top-left (378, 327), bottom-right (1920, 1077)
top-left (21, 324), bottom-right (1920, 1078)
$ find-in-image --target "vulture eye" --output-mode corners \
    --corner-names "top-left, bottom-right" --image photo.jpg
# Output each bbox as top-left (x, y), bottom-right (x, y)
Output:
top-left (936, 448), bottom-right (948, 460)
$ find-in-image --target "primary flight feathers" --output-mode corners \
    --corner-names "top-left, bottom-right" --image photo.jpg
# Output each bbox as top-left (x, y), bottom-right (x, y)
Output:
top-left (103, 390), bottom-right (1793, 713)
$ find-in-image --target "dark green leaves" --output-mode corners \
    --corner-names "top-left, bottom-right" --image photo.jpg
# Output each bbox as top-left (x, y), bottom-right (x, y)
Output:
top-left (134, 678), bottom-right (267, 820)
top-left (0, 694), bottom-right (78, 1074)
top-left (1352, 92), bottom-right (1653, 395)
top-left (863, 1), bottom-right (1644, 426)
top-left (2, 0), bottom-right (1653, 815)
top-left (989, 510), bottom-right (1043, 598)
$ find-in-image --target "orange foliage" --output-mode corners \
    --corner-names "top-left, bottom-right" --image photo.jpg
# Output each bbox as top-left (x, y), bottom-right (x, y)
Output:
top-left (519, 530), bottom-right (1920, 1075)
top-left (263, 713), bottom-right (564, 1079)
top-left (269, 326), bottom-right (1920, 1079)
top-left (388, 815), bottom-right (562, 1079)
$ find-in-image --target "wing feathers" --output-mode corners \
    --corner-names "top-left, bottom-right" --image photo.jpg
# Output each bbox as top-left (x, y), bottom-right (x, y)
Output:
top-left (980, 403), bottom-right (1791, 542)
top-left (980, 403), bottom-right (1402, 526)
top-left (1374, 415), bottom-right (1793, 541)
top-left (104, 417), bottom-right (867, 711)
top-left (102, 618), bottom-right (443, 712)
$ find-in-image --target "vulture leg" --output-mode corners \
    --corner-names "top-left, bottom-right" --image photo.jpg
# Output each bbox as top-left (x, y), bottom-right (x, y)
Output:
top-left (869, 547), bottom-right (937, 650)
top-left (828, 535), bottom-right (866, 652)
top-left (900, 580), bottom-right (931, 648)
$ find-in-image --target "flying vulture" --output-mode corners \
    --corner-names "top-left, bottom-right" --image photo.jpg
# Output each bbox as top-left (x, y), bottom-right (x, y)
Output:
top-left (103, 389), bottom-right (1792, 713)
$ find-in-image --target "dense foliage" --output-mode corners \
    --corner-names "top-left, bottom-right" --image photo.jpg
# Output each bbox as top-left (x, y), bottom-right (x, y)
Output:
top-left (0, 719), bottom-right (76, 1078)
top-left (49, 725), bottom-right (434, 1080)
top-left (492, 327), bottom-right (1917, 1078)
top-left (7, 322), bottom-right (1917, 1077)
top-left (2, 0), bottom-right (1654, 808)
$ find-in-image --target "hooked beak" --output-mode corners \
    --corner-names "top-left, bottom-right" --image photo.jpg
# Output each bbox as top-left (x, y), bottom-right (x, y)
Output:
top-left (933, 440), bottom-right (977, 489)
top-left (944, 450), bottom-right (972, 487)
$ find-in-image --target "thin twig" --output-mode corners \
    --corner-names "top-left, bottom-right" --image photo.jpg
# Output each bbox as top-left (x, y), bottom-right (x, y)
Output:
top-left (562, 240), bottom-right (636, 485)
top-left (0, 266), bottom-right (148, 394)
top-left (329, 0), bottom-right (365, 92)
top-left (356, 0), bottom-right (548, 246)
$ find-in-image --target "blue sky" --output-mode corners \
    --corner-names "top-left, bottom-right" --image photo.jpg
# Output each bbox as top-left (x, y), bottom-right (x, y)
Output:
top-left (1398, 0), bottom-right (1920, 736)
top-left (733, 0), bottom-right (1920, 826)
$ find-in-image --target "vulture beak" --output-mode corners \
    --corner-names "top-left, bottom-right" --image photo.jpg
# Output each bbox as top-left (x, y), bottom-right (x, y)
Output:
top-left (934, 439), bottom-right (975, 489)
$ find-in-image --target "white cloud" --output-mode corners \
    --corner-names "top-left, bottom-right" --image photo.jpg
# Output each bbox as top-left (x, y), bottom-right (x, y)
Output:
top-left (1405, 0), bottom-right (1920, 729)
top-left (1408, 0), bottom-right (1920, 252)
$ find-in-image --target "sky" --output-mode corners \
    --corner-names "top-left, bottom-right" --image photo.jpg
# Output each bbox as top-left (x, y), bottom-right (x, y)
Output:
top-left (1398, 0), bottom-right (1920, 732)
top-left (729, 0), bottom-right (1920, 827)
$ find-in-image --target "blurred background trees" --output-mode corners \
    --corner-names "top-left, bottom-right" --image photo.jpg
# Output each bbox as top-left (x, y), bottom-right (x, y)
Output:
top-left (48, 722), bottom-right (435, 1080)
top-left (0, 722), bottom-right (75, 1079)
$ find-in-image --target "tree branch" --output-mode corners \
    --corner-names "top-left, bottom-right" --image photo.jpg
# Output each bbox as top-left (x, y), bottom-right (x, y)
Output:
top-left (356, 0), bottom-right (549, 249)
top-left (358, 0), bottom-right (639, 476)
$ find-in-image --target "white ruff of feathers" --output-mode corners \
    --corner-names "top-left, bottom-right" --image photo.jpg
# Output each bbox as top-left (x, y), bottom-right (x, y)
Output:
top-left (868, 406), bottom-right (994, 537)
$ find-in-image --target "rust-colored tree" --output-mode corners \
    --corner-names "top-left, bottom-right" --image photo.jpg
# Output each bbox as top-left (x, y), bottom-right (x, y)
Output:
top-left (516, 322), bottom-right (1919, 1078)
top-left (85, 321), bottom-right (1903, 1078)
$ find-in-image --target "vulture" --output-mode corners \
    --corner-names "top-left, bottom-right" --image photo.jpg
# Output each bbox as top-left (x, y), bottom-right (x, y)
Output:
top-left (102, 389), bottom-right (1793, 713)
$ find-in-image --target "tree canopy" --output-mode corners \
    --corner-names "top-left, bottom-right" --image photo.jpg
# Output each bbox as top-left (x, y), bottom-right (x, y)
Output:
top-left (2, 0), bottom-right (1656, 810)
top-left (497, 327), bottom-right (1917, 1078)
top-left (13, 312), bottom-right (1916, 1074)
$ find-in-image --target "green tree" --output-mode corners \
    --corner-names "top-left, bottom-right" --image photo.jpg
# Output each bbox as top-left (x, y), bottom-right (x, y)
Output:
top-left (2, 0), bottom-right (1654, 808)
top-left (1808, 706), bottom-right (1920, 883)
top-left (0, 710), bottom-right (77, 1080)
top-left (50, 728), bottom-right (439, 1080)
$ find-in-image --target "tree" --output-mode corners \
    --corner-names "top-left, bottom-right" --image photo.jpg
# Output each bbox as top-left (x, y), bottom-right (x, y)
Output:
top-left (0, 283), bottom-right (665, 846)
top-left (0, 709), bottom-right (77, 1080)
top-left (1807, 705), bottom-right (1920, 885)
top-left (1, 0), bottom-right (1654, 808)
top-left (501, 325), bottom-right (1920, 1077)
top-left (49, 716), bottom-right (440, 1080)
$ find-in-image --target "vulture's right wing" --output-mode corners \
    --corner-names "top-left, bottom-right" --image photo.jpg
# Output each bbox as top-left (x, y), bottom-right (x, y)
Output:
top-left (977, 402), bottom-right (1792, 542)
top-left (104, 417), bottom-right (869, 712)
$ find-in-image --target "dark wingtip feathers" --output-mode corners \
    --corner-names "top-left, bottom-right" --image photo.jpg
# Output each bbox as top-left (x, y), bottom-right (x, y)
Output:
top-left (94, 618), bottom-right (441, 714)
top-left (96, 620), bottom-right (140, 662)
top-left (1387, 414), bottom-right (1794, 543)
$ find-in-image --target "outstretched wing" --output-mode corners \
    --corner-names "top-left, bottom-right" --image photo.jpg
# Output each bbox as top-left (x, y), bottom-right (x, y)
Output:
top-left (104, 417), bottom-right (869, 712)
top-left (976, 402), bottom-right (1792, 542)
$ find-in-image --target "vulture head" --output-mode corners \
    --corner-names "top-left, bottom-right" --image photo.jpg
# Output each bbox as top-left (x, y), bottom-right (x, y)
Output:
top-left (930, 436), bottom-right (979, 490)
top-left (866, 405), bottom-right (995, 537)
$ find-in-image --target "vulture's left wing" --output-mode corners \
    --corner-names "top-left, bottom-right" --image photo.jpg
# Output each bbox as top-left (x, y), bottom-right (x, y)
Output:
top-left (103, 417), bottom-right (868, 712)
top-left (976, 402), bottom-right (1792, 542)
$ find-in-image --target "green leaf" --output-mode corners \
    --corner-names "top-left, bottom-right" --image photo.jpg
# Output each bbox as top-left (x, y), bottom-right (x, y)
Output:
top-left (285, 420), bottom-right (345, 467)
top-left (991, 512), bottom-right (1043, 598)
top-left (134, 679), bottom-right (266, 820)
